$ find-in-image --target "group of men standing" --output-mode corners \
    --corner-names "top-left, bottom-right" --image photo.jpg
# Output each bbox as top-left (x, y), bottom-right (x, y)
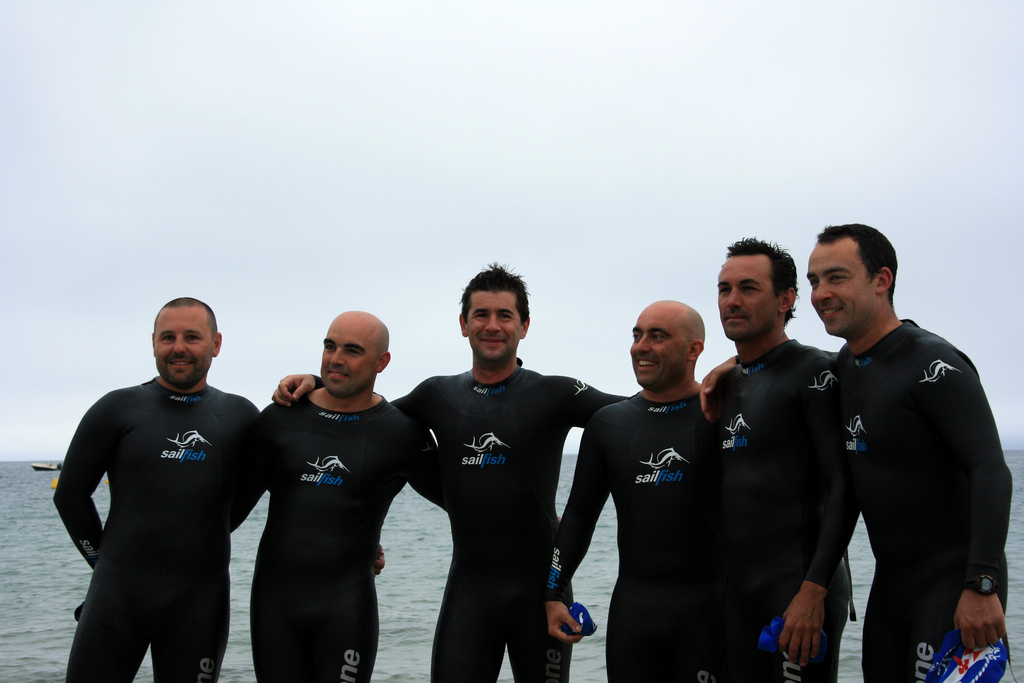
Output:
top-left (54, 224), bottom-right (1010, 682)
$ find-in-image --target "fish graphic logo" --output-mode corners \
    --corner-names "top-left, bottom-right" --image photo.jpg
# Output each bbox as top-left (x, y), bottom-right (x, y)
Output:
top-left (464, 432), bottom-right (509, 453)
top-left (166, 430), bottom-right (211, 448)
top-left (574, 380), bottom-right (589, 395)
top-left (846, 415), bottom-right (866, 437)
top-left (307, 456), bottom-right (350, 473)
top-left (809, 371), bottom-right (838, 391)
top-left (640, 447), bottom-right (689, 470)
top-left (725, 414), bottom-right (750, 435)
top-left (920, 359), bottom-right (961, 383)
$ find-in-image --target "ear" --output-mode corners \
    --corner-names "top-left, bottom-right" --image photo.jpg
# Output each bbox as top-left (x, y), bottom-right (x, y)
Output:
top-left (376, 351), bottom-right (391, 373)
top-left (212, 332), bottom-right (223, 358)
top-left (874, 267), bottom-right (894, 298)
top-left (688, 338), bottom-right (705, 361)
top-left (520, 317), bottom-right (530, 338)
top-left (779, 288), bottom-right (797, 315)
top-left (459, 314), bottom-right (469, 338)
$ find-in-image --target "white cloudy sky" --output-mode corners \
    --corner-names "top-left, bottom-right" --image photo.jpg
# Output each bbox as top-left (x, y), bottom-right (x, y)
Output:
top-left (2, 2), bottom-right (1022, 460)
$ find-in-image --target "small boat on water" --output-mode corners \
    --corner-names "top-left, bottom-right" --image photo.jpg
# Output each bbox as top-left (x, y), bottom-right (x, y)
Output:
top-left (31, 462), bottom-right (62, 471)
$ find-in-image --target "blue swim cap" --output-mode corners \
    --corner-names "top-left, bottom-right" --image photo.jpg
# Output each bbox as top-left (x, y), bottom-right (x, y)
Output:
top-left (757, 616), bottom-right (827, 664)
top-left (924, 629), bottom-right (1007, 683)
top-left (559, 602), bottom-right (598, 637)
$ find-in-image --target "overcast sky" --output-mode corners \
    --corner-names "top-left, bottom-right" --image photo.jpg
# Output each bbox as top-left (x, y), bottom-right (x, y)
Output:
top-left (2, 2), bottom-right (1022, 461)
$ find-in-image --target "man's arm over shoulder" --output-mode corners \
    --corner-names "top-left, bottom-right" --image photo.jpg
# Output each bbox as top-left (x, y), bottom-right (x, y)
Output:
top-left (402, 429), bottom-right (445, 510)
top-left (229, 407), bottom-right (274, 531)
top-left (551, 376), bottom-right (625, 427)
top-left (800, 354), bottom-right (859, 587)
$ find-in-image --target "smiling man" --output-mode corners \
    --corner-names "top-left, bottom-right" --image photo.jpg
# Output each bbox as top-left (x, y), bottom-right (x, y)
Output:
top-left (54, 298), bottom-right (258, 683)
top-left (544, 301), bottom-right (726, 682)
top-left (275, 264), bottom-right (624, 682)
top-left (807, 224), bottom-right (1011, 682)
top-left (715, 238), bottom-right (856, 683)
top-left (231, 311), bottom-right (443, 682)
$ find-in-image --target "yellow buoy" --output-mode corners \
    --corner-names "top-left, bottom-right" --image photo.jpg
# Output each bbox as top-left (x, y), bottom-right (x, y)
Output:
top-left (51, 477), bottom-right (58, 489)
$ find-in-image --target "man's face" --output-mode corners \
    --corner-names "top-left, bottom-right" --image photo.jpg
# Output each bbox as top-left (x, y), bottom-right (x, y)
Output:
top-left (460, 290), bottom-right (529, 369)
top-left (717, 254), bottom-right (788, 344)
top-left (631, 302), bottom-right (692, 397)
top-left (152, 306), bottom-right (221, 393)
top-left (807, 236), bottom-right (883, 343)
top-left (320, 315), bottom-right (388, 402)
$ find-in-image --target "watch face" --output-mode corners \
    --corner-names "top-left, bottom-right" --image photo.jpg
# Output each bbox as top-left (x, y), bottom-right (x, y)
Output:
top-left (981, 577), bottom-right (995, 592)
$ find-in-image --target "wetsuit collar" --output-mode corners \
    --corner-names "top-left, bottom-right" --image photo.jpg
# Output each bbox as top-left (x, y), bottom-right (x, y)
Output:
top-left (145, 378), bottom-right (210, 403)
top-left (469, 362), bottom-right (524, 397)
top-left (738, 339), bottom-right (796, 375)
top-left (851, 319), bottom-right (918, 366)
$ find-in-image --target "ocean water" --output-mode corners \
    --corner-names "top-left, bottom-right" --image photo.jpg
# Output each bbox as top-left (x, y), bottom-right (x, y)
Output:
top-left (2, 452), bottom-right (1022, 682)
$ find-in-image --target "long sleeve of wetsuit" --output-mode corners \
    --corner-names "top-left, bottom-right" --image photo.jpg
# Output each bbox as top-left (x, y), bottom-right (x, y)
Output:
top-left (913, 350), bottom-right (1011, 582)
top-left (53, 393), bottom-right (124, 568)
top-left (229, 411), bottom-right (273, 531)
top-left (402, 430), bottom-right (446, 510)
top-left (800, 365), bottom-right (859, 588)
top-left (544, 419), bottom-right (611, 603)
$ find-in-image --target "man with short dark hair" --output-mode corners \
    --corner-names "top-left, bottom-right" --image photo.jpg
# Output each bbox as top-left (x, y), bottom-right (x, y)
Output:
top-left (713, 238), bottom-right (856, 682)
top-left (544, 301), bottom-right (726, 682)
top-left (54, 297), bottom-right (259, 683)
top-left (232, 311), bottom-right (442, 682)
top-left (275, 264), bottom-right (624, 682)
top-left (807, 224), bottom-right (1010, 682)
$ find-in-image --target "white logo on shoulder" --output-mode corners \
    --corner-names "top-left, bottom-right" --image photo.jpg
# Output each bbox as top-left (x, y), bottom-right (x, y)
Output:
top-left (920, 359), bottom-right (961, 383)
top-left (574, 380), bottom-right (589, 395)
top-left (808, 371), bottom-right (837, 391)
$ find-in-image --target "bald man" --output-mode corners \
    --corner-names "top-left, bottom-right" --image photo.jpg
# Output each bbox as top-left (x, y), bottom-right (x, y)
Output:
top-left (231, 312), bottom-right (443, 683)
top-left (544, 301), bottom-right (726, 682)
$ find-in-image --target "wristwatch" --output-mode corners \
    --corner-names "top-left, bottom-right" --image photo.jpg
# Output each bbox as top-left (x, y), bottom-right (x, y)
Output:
top-left (963, 575), bottom-right (998, 595)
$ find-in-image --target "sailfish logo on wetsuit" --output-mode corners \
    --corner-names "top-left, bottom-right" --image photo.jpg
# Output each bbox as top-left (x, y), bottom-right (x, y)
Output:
top-left (845, 415), bottom-right (867, 453)
top-left (302, 456), bottom-right (349, 486)
top-left (461, 432), bottom-right (508, 467)
top-left (635, 447), bottom-right (688, 485)
top-left (920, 359), bottom-right (961, 383)
top-left (574, 380), bottom-right (589, 395)
top-left (161, 430), bottom-right (211, 462)
top-left (722, 414), bottom-right (750, 451)
top-left (808, 370), bottom-right (838, 390)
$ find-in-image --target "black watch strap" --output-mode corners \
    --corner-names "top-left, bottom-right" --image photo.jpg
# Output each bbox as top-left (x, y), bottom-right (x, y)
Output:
top-left (963, 575), bottom-right (998, 595)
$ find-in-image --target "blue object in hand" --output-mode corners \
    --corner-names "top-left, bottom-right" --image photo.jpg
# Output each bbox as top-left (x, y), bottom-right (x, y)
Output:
top-left (560, 602), bottom-right (598, 636)
top-left (758, 616), bottom-right (827, 664)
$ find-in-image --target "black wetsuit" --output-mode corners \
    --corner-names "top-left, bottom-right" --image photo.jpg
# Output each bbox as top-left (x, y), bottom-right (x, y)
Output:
top-left (230, 397), bottom-right (442, 683)
top-left (393, 365), bottom-right (622, 683)
top-left (53, 380), bottom-right (258, 683)
top-left (835, 322), bottom-right (1011, 682)
top-left (718, 340), bottom-right (856, 683)
top-left (545, 393), bottom-right (726, 682)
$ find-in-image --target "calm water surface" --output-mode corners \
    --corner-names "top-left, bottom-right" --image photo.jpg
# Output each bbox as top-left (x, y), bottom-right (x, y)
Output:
top-left (2, 452), bottom-right (1022, 682)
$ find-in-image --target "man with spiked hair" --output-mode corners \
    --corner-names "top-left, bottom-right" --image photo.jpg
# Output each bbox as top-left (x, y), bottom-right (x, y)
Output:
top-left (55, 297), bottom-right (258, 683)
